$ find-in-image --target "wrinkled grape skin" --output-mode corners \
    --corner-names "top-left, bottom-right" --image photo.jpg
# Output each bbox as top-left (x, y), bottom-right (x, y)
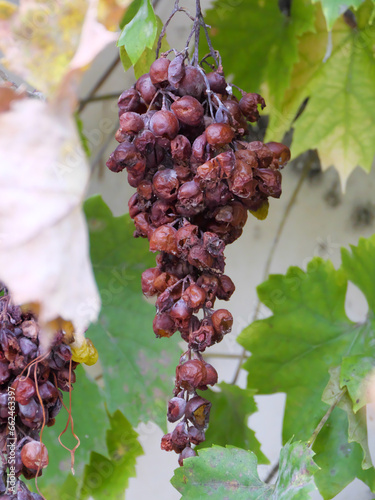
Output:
top-left (106, 53), bottom-right (290, 463)
top-left (0, 290), bottom-right (80, 489)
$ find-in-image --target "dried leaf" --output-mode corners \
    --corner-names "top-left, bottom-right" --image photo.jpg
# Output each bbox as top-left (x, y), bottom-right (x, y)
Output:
top-left (0, 0), bottom-right (121, 342)
top-left (0, 98), bottom-right (100, 338)
top-left (0, 0), bottom-right (117, 99)
top-left (0, 84), bottom-right (24, 112)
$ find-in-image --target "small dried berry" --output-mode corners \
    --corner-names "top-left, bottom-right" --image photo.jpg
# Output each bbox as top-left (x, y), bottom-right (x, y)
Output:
top-left (167, 396), bottom-right (186, 422)
top-left (239, 92), bottom-right (266, 122)
top-left (171, 96), bottom-right (204, 127)
top-left (149, 225), bottom-right (178, 255)
top-left (206, 123), bottom-right (234, 147)
top-left (176, 359), bottom-right (206, 391)
top-left (150, 110), bottom-right (180, 140)
top-left (178, 446), bottom-right (197, 466)
top-left (185, 396), bottom-right (211, 430)
top-left (150, 57), bottom-right (171, 86)
top-left (211, 309), bottom-right (233, 336)
top-left (21, 441), bottom-right (49, 470)
top-left (136, 73), bottom-right (157, 104)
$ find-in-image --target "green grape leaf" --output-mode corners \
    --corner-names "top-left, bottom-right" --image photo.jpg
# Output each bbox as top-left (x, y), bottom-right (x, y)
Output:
top-left (312, 0), bottom-right (367, 29)
top-left (239, 259), bottom-right (356, 439)
top-left (74, 112), bottom-right (91, 158)
top-left (118, 0), bottom-right (144, 71)
top-left (205, 0), bottom-right (315, 120)
top-left (269, 2), bottom-right (375, 185)
top-left (340, 355), bottom-right (375, 412)
top-left (266, 5), bottom-right (328, 141)
top-left (341, 235), bottom-right (375, 311)
top-left (238, 236), bottom-right (375, 497)
top-left (119, 0), bottom-right (142, 29)
top-left (40, 366), bottom-right (108, 494)
top-left (84, 195), bottom-right (180, 430)
top-left (291, 3), bottom-right (375, 185)
top-left (119, 45), bottom-right (132, 72)
top-left (119, 16), bottom-right (167, 77)
top-left (117, 0), bottom-right (157, 65)
top-left (133, 17), bottom-right (169, 78)
top-left (198, 383), bottom-right (269, 464)
top-left (79, 410), bottom-right (143, 499)
top-left (313, 406), bottom-right (375, 499)
top-left (171, 442), bottom-right (318, 499)
top-left (274, 441), bottom-right (319, 499)
top-left (322, 366), bottom-right (372, 469)
top-left (50, 475), bottom-right (79, 500)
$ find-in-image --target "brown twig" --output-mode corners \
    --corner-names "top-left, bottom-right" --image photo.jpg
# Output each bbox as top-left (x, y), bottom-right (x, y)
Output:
top-left (264, 462), bottom-right (280, 484)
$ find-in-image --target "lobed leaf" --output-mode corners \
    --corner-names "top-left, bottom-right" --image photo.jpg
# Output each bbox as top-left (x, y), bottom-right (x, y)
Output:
top-left (84, 195), bottom-right (180, 430)
top-left (171, 442), bottom-right (317, 500)
top-left (291, 2), bottom-right (375, 186)
top-left (79, 410), bottom-right (143, 499)
top-left (198, 383), bottom-right (268, 464)
top-left (117, 0), bottom-right (157, 65)
top-left (238, 234), bottom-right (375, 497)
top-left (322, 366), bottom-right (372, 469)
top-left (204, 0), bottom-right (316, 131)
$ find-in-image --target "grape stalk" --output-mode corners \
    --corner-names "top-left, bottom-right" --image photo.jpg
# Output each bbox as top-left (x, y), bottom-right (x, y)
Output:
top-left (0, 288), bottom-right (73, 499)
top-left (0, 285), bottom-right (98, 499)
top-left (106, 0), bottom-right (290, 466)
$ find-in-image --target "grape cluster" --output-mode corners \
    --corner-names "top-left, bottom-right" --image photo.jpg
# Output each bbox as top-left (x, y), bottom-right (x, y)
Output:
top-left (0, 288), bottom-right (78, 498)
top-left (106, 53), bottom-right (290, 464)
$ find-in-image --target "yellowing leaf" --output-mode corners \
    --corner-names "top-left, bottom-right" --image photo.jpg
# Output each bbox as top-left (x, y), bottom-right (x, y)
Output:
top-left (0, 98), bottom-right (100, 338)
top-left (292, 14), bottom-right (375, 185)
top-left (0, 0), bottom-right (16, 20)
top-left (0, 0), bottom-right (117, 99)
top-left (268, 2), bottom-right (375, 186)
top-left (0, 0), bottom-right (86, 95)
top-left (312, 0), bottom-right (367, 29)
top-left (266, 6), bottom-right (328, 141)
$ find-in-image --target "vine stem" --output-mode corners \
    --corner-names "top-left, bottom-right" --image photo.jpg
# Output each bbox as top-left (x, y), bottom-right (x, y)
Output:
top-left (264, 388), bottom-right (346, 484)
top-left (307, 388), bottom-right (346, 448)
top-left (193, 0), bottom-right (201, 66)
top-left (231, 155), bottom-right (314, 385)
top-left (156, 0), bottom-right (181, 58)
